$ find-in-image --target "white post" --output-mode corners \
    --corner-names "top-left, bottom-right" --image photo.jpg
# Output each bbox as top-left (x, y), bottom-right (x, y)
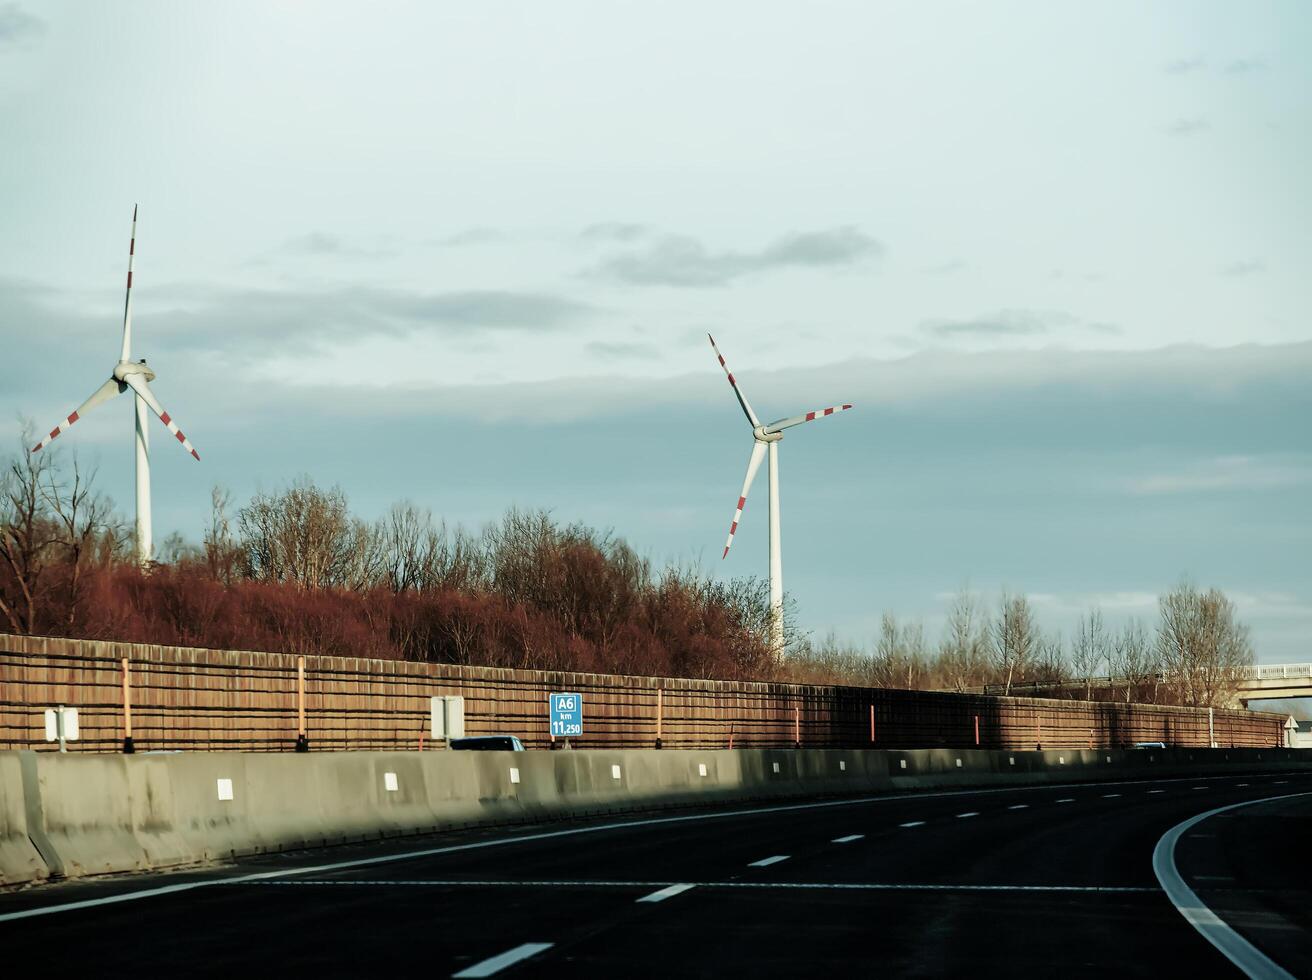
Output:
top-left (134, 392), bottom-right (152, 564)
top-left (1208, 707), bottom-right (1215, 749)
top-left (767, 440), bottom-right (783, 652)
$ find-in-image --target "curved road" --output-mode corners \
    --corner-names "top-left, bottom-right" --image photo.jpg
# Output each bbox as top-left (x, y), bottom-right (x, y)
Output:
top-left (2, 769), bottom-right (1310, 978)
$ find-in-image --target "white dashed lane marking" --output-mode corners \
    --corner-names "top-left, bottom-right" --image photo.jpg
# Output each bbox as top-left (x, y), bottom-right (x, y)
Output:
top-left (453, 942), bottom-right (554, 978)
top-left (1103, 794), bottom-right (1121, 798)
top-left (636, 883), bottom-right (696, 904)
top-left (1007, 804), bottom-right (1029, 810)
top-left (832, 835), bottom-right (864, 844)
top-left (748, 855), bottom-right (790, 868)
top-left (956, 812), bottom-right (980, 819)
top-left (1055, 799), bottom-right (1075, 804)
top-left (899, 821), bottom-right (925, 828)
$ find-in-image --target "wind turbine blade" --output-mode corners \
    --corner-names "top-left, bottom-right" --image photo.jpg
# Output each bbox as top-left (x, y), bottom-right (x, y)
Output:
top-left (721, 440), bottom-right (767, 559)
top-left (765, 403), bottom-right (853, 433)
top-left (120, 204), bottom-right (138, 362)
top-left (708, 334), bottom-right (761, 428)
top-left (31, 379), bottom-right (124, 452)
top-left (121, 374), bottom-right (200, 460)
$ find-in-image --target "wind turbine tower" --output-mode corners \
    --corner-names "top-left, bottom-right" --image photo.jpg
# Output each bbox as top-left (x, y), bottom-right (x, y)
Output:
top-left (709, 334), bottom-right (851, 651)
top-left (31, 206), bottom-right (200, 564)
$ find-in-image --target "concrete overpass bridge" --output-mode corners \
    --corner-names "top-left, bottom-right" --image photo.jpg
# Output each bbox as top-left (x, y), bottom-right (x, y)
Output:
top-left (1239, 663), bottom-right (1312, 704)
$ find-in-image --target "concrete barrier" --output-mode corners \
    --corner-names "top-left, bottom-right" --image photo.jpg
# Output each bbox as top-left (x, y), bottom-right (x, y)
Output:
top-left (2, 746), bottom-right (1308, 886)
top-left (0, 753), bottom-right (47, 885)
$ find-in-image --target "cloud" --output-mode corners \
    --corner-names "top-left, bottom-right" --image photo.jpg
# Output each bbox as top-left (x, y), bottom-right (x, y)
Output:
top-left (586, 340), bottom-right (660, 361)
top-left (1224, 58), bottom-right (1266, 75)
top-left (0, 3), bottom-right (42, 46)
top-left (579, 223), bottom-right (650, 244)
top-left (1219, 260), bottom-right (1264, 278)
top-left (1164, 57), bottom-right (1206, 75)
top-left (590, 226), bottom-right (882, 287)
top-left (1164, 117), bottom-right (1209, 137)
top-left (0, 276), bottom-right (595, 369)
top-left (438, 227), bottom-right (505, 247)
top-left (920, 308), bottom-right (1077, 339)
top-left (1123, 455), bottom-right (1312, 496)
top-left (923, 259), bottom-right (966, 276)
top-left (278, 232), bottom-right (398, 259)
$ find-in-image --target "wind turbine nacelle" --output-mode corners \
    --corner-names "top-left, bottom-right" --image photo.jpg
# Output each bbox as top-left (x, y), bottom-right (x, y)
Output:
top-left (753, 425), bottom-right (784, 442)
top-left (114, 359), bottom-right (156, 383)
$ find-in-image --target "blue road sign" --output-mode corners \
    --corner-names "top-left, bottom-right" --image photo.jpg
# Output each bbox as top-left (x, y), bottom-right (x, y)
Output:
top-left (550, 692), bottom-right (583, 737)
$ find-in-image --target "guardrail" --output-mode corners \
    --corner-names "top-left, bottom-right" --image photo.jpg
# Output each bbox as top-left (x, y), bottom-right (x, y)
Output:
top-left (1245, 663), bottom-right (1312, 681)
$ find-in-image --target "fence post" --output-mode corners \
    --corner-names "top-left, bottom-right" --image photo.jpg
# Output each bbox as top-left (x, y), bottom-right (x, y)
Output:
top-left (121, 658), bottom-right (135, 754)
top-left (869, 704), bottom-right (875, 744)
top-left (655, 687), bottom-right (663, 750)
top-left (294, 656), bottom-right (310, 752)
top-left (974, 714), bottom-right (980, 747)
top-left (794, 704), bottom-right (801, 749)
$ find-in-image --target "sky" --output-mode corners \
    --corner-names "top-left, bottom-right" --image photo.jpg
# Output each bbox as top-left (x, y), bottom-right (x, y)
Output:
top-left (1, 2), bottom-right (1309, 673)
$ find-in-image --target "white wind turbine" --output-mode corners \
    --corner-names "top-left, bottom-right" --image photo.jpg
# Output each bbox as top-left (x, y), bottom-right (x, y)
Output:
top-left (31, 206), bottom-right (200, 564)
top-left (709, 334), bottom-right (851, 651)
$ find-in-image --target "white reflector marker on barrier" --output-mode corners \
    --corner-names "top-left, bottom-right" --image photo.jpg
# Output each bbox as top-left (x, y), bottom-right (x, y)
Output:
top-left (698, 764), bottom-right (708, 777)
top-left (216, 779), bottom-right (233, 802)
top-left (900, 760), bottom-right (907, 769)
top-left (772, 762), bottom-right (781, 773)
top-left (955, 759), bottom-right (962, 768)
top-left (611, 765), bottom-right (622, 780)
top-left (1009, 757), bottom-right (1015, 765)
top-left (839, 761), bottom-right (846, 771)
top-left (509, 768), bottom-right (520, 784)
top-left (384, 772), bottom-right (399, 792)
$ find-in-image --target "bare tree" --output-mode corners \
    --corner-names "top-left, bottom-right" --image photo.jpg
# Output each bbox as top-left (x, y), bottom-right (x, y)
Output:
top-left (938, 589), bottom-right (991, 691)
top-left (1111, 619), bottom-right (1156, 703)
top-left (1156, 582), bottom-right (1254, 708)
top-left (1071, 609), bottom-right (1108, 700)
top-left (41, 455), bottom-right (117, 628)
top-left (991, 592), bottom-right (1037, 695)
top-left (0, 425), bottom-right (60, 633)
top-left (203, 484), bottom-right (240, 584)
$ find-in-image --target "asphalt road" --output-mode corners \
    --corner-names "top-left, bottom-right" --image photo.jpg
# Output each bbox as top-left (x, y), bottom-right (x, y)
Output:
top-left (3, 769), bottom-right (1310, 978)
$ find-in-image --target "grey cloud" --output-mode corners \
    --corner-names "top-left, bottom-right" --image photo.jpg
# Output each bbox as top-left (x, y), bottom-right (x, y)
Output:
top-left (1220, 260), bottom-right (1264, 278)
top-left (923, 259), bottom-right (966, 276)
top-left (1224, 58), bottom-right (1266, 75)
top-left (439, 227), bottom-right (505, 247)
top-left (0, 3), bottom-right (42, 46)
top-left (1165, 57), bottom-right (1206, 75)
top-left (579, 223), bottom-right (650, 244)
top-left (280, 232), bottom-right (398, 258)
top-left (591, 226), bottom-right (881, 288)
top-left (586, 340), bottom-right (659, 361)
top-left (1165, 117), bottom-right (1209, 137)
top-left (0, 276), bottom-right (594, 370)
top-left (921, 309), bottom-right (1075, 339)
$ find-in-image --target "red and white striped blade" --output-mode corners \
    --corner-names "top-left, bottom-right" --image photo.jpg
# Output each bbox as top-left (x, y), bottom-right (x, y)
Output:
top-left (722, 440), bottom-right (767, 559)
top-left (707, 333), bottom-right (761, 428)
top-left (122, 374), bottom-right (200, 460)
top-left (120, 204), bottom-right (138, 363)
top-left (764, 403), bottom-right (853, 433)
top-left (31, 379), bottom-right (124, 452)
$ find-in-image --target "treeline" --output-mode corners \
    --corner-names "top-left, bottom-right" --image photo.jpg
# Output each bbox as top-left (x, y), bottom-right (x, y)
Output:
top-left (784, 587), bottom-right (1255, 709)
top-left (0, 439), bottom-right (778, 679)
top-left (1, 437), bottom-right (1254, 706)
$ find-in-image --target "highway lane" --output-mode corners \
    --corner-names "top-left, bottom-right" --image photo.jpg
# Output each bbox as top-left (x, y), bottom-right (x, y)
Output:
top-left (2, 769), bottom-right (1310, 978)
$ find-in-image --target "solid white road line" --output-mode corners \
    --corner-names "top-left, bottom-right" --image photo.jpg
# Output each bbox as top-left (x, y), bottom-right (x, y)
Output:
top-left (636, 883), bottom-right (696, 903)
top-left (4, 771), bottom-right (1303, 923)
top-left (899, 821), bottom-right (925, 828)
top-left (748, 855), bottom-right (790, 868)
top-left (1153, 791), bottom-right (1310, 980)
top-left (453, 943), bottom-right (554, 978)
top-left (233, 878), bottom-right (1159, 894)
top-left (832, 834), bottom-right (864, 844)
